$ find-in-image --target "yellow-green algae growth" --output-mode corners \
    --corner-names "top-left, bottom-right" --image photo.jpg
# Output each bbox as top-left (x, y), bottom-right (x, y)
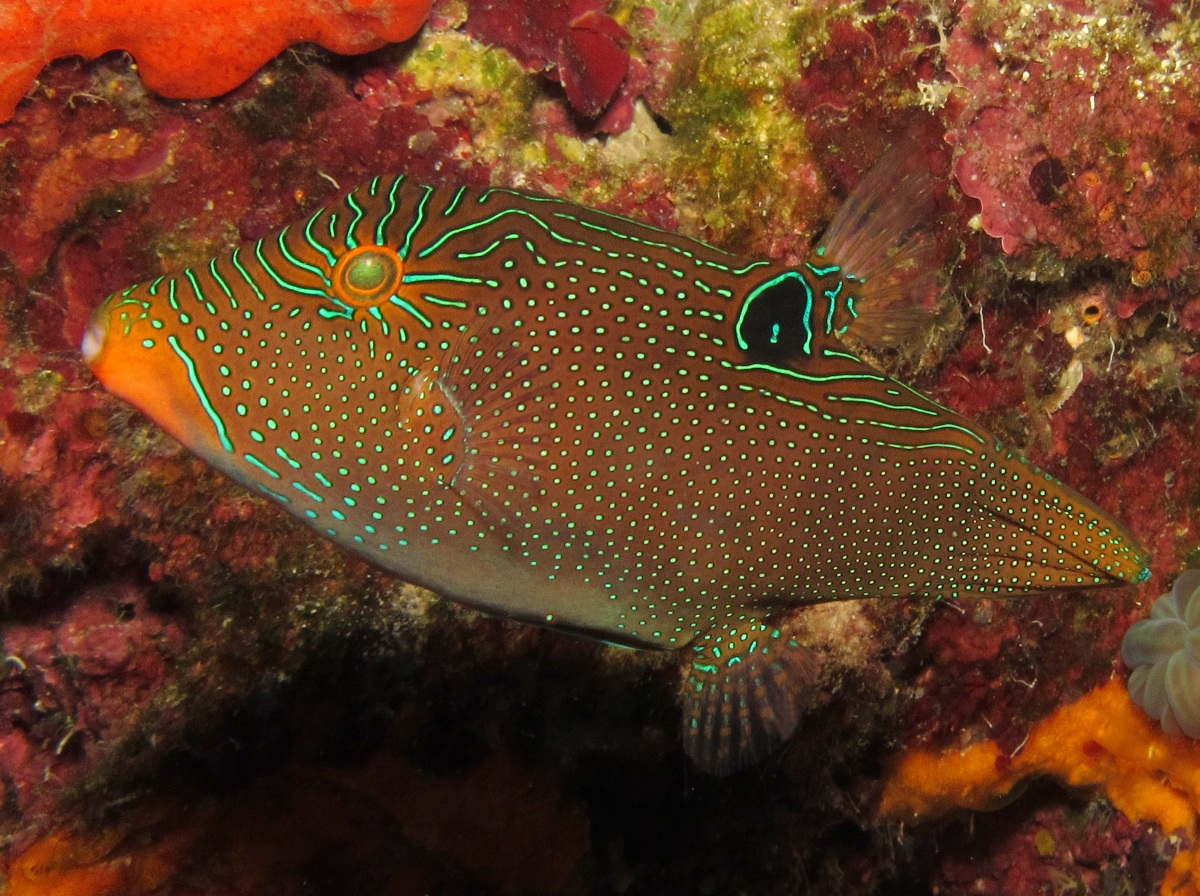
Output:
top-left (392, 0), bottom-right (942, 259)
top-left (657, 0), bottom-right (827, 254)
top-left (400, 29), bottom-right (538, 167)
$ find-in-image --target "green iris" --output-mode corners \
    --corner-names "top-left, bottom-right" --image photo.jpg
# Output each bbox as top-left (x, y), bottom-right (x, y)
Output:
top-left (346, 252), bottom-right (391, 292)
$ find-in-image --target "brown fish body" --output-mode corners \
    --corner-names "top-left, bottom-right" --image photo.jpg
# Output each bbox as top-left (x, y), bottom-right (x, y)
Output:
top-left (83, 174), bottom-right (1149, 771)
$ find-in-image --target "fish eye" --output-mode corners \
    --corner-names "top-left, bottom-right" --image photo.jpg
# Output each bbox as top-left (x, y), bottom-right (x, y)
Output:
top-left (332, 246), bottom-right (403, 306)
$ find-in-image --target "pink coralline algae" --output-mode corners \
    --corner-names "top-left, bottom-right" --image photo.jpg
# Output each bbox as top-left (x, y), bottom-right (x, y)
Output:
top-left (788, 6), bottom-right (945, 180)
top-left (927, 803), bottom-right (1150, 896)
top-left (4, 111), bottom-right (185, 279)
top-left (2, 0), bottom-right (1200, 893)
top-left (947, 3), bottom-right (1200, 281)
top-left (1, 581), bottom-right (186, 850)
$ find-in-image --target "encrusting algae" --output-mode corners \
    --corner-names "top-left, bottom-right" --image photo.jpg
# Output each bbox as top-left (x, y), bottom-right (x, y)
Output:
top-left (4, 0), bottom-right (1199, 889)
top-left (881, 679), bottom-right (1200, 896)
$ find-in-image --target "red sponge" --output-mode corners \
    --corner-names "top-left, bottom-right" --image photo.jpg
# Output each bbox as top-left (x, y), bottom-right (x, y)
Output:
top-left (0, 0), bottom-right (432, 122)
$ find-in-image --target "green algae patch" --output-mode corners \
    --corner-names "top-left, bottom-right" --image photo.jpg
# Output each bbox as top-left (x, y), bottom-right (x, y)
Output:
top-left (653, 0), bottom-right (840, 255)
top-left (401, 30), bottom-right (538, 167)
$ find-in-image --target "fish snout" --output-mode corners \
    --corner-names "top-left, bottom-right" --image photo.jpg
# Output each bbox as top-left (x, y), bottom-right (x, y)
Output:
top-left (80, 310), bottom-right (108, 370)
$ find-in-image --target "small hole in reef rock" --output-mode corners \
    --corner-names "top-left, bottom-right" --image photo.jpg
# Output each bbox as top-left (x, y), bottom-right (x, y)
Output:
top-left (1029, 157), bottom-right (1069, 204)
top-left (649, 109), bottom-right (675, 135)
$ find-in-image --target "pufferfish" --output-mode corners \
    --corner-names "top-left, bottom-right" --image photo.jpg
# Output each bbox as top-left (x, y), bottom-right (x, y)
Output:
top-left (81, 155), bottom-right (1150, 774)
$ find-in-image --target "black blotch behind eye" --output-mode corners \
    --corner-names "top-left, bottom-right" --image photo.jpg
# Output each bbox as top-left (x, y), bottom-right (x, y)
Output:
top-left (736, 274), bottom-right (815, 364)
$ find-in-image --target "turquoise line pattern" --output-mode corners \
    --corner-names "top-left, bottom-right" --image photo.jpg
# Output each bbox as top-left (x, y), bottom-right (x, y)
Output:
top-left (164, 334), bottom-right (234, 452)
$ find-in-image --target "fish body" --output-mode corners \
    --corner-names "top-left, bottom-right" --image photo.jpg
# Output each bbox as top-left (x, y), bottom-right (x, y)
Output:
top-left (83, 172), bottom-right (1150, 772)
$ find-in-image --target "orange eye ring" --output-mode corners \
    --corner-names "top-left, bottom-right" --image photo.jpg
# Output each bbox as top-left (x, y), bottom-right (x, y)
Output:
top-left (332, 245), bottom-right (404, 306)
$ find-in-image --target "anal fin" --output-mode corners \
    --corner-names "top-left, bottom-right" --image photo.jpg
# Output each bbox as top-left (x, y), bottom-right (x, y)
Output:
top-left (681, 611), bottom-right (817, 775)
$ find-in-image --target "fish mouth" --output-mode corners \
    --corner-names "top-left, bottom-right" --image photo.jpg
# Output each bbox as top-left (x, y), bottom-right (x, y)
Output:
top-left (80, 313), bottom-right (107, 369)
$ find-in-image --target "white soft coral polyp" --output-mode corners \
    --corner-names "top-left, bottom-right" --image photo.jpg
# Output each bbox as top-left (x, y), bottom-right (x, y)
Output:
top-left (1123, 569), bottom-right (1200, 737)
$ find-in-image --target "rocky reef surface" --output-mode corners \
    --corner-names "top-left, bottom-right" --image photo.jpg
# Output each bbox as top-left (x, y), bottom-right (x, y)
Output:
top-left (1, 1), bottom-right (1199, 893)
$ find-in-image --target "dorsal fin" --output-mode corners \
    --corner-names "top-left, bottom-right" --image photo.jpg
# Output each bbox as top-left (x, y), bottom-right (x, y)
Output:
top-left (817, 143), bottom-right (943, 347)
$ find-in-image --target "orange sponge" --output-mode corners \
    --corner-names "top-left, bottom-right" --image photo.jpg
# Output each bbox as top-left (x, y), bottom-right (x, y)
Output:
top-left (880, 679), bottom-right (1200, 896)
top-left (0, 0), bottom-right (433, 123)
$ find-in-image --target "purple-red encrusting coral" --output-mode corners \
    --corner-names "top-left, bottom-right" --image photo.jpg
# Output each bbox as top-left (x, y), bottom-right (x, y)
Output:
top-left (1, 0), bottom-right (1200, 893)
top-left (927, 804), bottom-right (1154, 896)
top-left (1, 581), bottom-right (187, 852)
top-left (947, 2), bottom-right (1200, 284)
top-left (464, 0), bottom-right (641, 133)
top-left (788, 2), bottom-right (949, 179)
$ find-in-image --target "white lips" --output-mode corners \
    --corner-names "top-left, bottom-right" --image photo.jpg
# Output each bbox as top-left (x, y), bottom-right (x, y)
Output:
top-left (80, 318), bottom-right (106, 365)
